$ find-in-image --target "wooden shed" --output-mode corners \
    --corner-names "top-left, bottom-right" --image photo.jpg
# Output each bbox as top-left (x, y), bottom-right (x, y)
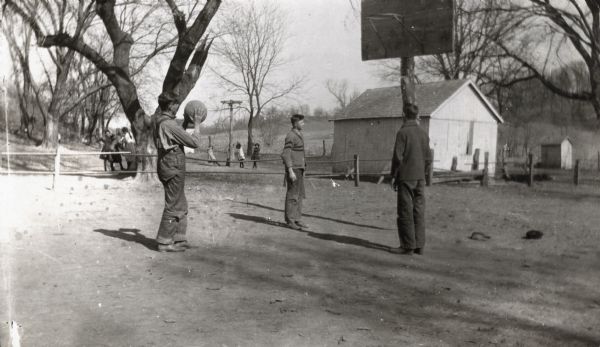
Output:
top-left (540, 137), bottom-right (573, 169)
top-left (331, 79), bottom-right (503, 175)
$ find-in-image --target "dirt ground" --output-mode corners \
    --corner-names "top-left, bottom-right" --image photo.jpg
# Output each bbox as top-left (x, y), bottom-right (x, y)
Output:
top-left (1, 171), bottom-right (599, 346)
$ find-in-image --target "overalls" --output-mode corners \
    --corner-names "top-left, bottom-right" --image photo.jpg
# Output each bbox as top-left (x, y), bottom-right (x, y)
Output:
top-left (155, 115), bottom-right (189, 245)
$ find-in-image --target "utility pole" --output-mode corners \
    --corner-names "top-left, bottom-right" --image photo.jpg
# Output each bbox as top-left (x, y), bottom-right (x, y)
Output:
top-left (221, 99), bottom-right (242, 166)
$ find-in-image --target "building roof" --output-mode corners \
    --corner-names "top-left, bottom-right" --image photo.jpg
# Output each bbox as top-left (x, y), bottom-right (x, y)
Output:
top-left (335, 79), bottom-right (503, 123)
top-left (541, 136), bottom-right (573, 146)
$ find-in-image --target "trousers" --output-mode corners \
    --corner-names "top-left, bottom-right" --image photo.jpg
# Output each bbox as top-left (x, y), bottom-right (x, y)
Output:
top-left (285, 168), bottom-right (305, 223)
top-left (156, 146), bottom-right (188, 245)
top-left (396, 180), bottom-right (426, 249)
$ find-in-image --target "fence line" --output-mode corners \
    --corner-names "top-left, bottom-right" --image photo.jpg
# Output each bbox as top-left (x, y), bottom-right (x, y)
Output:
top-left (1, 149), bottom-right (492, 188)
top-left (1, 151), bottom-right (131, 156)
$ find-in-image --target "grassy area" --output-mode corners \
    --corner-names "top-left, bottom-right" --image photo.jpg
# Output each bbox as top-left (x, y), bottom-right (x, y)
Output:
top-left (198, 117), bottom-right (333, 157)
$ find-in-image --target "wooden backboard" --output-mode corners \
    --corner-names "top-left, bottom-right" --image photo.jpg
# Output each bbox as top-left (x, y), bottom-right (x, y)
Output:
top-left (361, 0), bottom-right (454, 61)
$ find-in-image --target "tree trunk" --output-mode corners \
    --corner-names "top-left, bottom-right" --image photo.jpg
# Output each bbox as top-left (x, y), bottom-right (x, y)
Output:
top-left (87, 114), bottom-right (97, 144)
top-left (41, 50), bottom-right (76, 149)
top-left (247, 113), bottom-right (254, 156)
top-left (43, 114), bottom-right (59, 149)
top-left (80, 111), bottom-right (86, 139)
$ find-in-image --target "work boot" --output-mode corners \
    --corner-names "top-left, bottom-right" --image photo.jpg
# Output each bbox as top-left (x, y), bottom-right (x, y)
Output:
top-left (157, 243), bottom-right (186, 252)
top-left (389, 247), bottom-right (413, 255)
top-left (295, 220), bottom-right (309, 229)
top-left (174, 240), bottom-right (192, 249)
top-left (286, 221), bottom-right (301, 230)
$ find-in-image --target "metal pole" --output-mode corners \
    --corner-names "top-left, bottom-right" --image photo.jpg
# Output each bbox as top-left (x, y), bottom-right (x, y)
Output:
top-left (221, 99), bottom-right (242, 167)
top-left (227, 104), bottom-right (233, 166)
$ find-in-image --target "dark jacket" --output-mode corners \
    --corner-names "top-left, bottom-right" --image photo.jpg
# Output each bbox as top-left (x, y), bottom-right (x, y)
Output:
top-left (391, 120), bottom-right (432, 181)
top-left (281, 129), bottom-right (305, 169)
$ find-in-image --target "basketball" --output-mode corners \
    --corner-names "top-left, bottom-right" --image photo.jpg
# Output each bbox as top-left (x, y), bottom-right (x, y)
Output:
top-left (183, 100), bottom-right (207, 128)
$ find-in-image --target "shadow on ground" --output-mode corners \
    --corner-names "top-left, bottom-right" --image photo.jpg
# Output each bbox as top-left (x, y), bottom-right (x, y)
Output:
top-left (228, 212), bottom-right (396, 254)
top-left (93, 228), bottom-right (156, 251)
top-left (230, 200), bottom-right (391, 230)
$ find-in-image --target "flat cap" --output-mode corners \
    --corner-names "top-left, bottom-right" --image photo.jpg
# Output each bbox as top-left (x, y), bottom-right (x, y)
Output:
top-left (158, 91), bottom-right (179, 104)
top-left (290, 114), bottom-right (305, 123)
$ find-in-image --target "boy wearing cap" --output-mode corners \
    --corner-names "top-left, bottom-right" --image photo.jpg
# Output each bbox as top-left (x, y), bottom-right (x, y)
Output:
top-left (153, 92), bottom-right (205, 252)
top-left (390, 104), bottom-right (432, 255)
top-left (281, 114), bottom-right (308, 230)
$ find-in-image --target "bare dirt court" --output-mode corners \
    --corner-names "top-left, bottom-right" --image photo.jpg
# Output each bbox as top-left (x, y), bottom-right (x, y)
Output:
top-left (1, 172), bottom-right (599, 346)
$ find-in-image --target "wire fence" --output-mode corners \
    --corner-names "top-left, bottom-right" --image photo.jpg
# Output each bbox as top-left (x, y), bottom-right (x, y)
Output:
top-left (0, 148), bottom-right (494, 190)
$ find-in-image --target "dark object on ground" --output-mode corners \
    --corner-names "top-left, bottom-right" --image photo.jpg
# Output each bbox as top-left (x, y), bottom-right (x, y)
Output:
top-left (469, 232), bottom-right (491, 241)
top-left (524, 230), bottom-right (544, 240)
top-left (414, 248), bottom-right (423, 255)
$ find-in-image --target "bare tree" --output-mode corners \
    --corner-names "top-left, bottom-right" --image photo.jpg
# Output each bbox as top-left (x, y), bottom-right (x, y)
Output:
top-left (255, 106), bottom-right (284, 147)
top-left (6, 0), bottom-right (221, 176)
top-left (2, 14), bottom-right (38, 141)
top-left (211, 0), bottom-right (303, 155)
top-left (491, 0), bottom-right (600, 119)
top-left (373, 0), bottom-right (523, 112)
top-left (325, 79), bottom-right (360, 115)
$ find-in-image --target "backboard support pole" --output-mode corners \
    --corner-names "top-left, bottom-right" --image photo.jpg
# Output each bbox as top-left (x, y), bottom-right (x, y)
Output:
top-left (400, 57), bottom-right (416, 107)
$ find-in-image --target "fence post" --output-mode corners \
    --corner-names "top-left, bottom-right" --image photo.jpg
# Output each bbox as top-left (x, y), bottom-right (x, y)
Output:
top-left (426, 149), bottom-right (434, 186)
top-left (451, 156), bottom-right (458, 171)
top-left (472, 148), bottom-right (480, 170)
top-left (52, 146), bottom-right (61, 190)
top-left (574, 159), bottom-right (580, 186)
top-left (354, 154), bottom-right (359, 187)
top-left (208, 135), bottom-right (212, 148)
top-left (322, 140), bottom-right (326, 157)
top-left (528, 152), bottom-right (534, 187)
top-left (481, 151), bottom-right (489, 187)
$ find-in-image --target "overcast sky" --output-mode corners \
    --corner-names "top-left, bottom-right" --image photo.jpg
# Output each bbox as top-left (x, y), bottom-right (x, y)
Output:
top-left (192, 0), bottom-right (392, 119)
top-left (0, 0), bottom-right (395, 123)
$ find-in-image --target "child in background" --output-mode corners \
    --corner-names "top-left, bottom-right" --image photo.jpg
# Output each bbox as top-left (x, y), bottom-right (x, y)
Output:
top-left (208, 146), bottom-right (220, 166)
top-left (121, 127), bottom-right (136, 170)
top-left (235, 142), bottom-right (245, 168)
top-left (251, 143), bottom-right (261, 169)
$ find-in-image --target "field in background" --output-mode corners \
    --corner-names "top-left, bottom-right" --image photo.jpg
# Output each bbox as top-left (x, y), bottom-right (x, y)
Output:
top-left (199, 117), bottom-right (334, 158)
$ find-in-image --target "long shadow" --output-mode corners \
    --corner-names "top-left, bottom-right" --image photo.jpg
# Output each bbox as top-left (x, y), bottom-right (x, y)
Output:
top-left (93, 228), bottom-right (156, 250)
top-left (231, 200), bottom-right (392, 230)
top-left (77, 171), bottom-right (137, 180)
top-left (228, 213), bottom-right (394, 253)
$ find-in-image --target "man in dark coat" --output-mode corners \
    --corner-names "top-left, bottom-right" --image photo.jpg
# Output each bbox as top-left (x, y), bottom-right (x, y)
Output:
top-left (281, 114), bottom-right (308, 230)
top-left (153, 92), bottom-right (203, 252)
top-left (390, 104), bottom-right (432, 255)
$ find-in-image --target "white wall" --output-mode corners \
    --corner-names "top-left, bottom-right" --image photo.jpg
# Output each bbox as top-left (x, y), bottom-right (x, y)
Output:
top-left (561, 140), bottom-right (573, 169)
top-left (428, 85), bottom-right (499, 174)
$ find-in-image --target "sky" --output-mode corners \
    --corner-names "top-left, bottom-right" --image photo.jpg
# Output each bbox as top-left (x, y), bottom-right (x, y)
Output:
top-left (0, 0), bottom-right (394, 124)
top-left (190, 0), bottom-right (392, 121)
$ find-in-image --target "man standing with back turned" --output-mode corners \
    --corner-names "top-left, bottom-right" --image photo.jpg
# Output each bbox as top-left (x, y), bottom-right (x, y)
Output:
top-left (390, 104), bottom-right (432, 255)
top-left (154, 92), bottom-right (204, 252)
top-left (281, 114), bottom-right (308, 230)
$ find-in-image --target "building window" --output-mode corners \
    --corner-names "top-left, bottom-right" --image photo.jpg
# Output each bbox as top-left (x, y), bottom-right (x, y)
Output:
top-left (466, 121), bottom-right (474, 155)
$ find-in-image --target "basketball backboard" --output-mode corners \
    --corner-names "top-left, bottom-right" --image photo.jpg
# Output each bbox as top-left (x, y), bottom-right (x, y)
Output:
top-left (361, 0), bottom-right (454, 61)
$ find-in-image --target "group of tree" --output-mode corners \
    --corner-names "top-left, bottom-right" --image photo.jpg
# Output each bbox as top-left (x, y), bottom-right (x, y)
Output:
top-left (373, 0), bottom-right (600, 124)
top-left (4, 0), bottom-right (221, 177)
